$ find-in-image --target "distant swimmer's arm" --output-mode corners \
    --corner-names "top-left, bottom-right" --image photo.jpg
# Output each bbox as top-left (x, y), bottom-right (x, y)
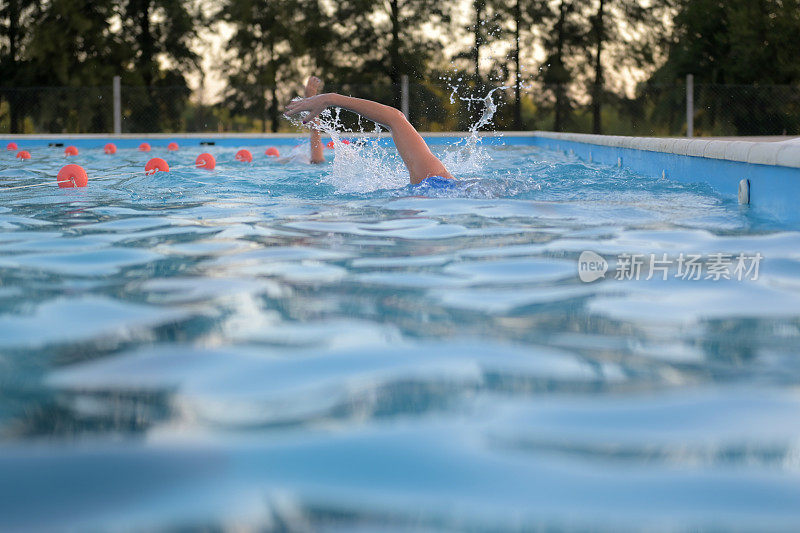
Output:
top-left (305, 77), bottom-right (325, 164)
top-left (285, 93), bottom-right (452, 184)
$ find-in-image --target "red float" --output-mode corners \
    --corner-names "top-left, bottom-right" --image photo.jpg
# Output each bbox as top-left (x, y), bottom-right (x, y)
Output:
top-left (139, 142), bottom-right (151, 152)
top-left (326, 139), bottom-right (350, 149)
top-left (57, 164), bottom-right (88, 188)
top-left (167, 142), bottom-right (179, 151)
top-left (145, 157), bottom-right (170, 175)
top-left (265, 147), bottom-right (280, 157)
top-left (7, 142), bottom-right (18, 151)
top-left (235, 149), bottom-right (253, 162)
top-left (64, 146), bottom-right (79, 156)
top-left (104, 143), bottom-right (117, 154)
top-left (16, 150), bottom-right (31, 160)
top-left (195, 153), bottom-right (216, 170)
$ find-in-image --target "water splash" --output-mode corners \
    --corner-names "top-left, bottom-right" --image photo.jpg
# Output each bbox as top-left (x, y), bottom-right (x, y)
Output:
top-left (440, 85), bottom-right (508, 176)
top-left (284, 86), bottom-right (506, 193)
top-left (284, 104), bottom-right (405, 193)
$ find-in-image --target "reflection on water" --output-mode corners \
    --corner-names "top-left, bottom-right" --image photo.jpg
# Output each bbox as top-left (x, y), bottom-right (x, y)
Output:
top-left (1, 143), bottom-right (800, 530)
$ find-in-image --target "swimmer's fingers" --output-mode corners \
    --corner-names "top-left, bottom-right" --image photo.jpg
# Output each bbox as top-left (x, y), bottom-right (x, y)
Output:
top-left (284, 107), bottom-right (323, 123)
top-left (284, 96), bottom-right (327, 123)
top-left (283, 101), bottom-right (302, 116)
top-left (284, 98), bottom-right (313, 117)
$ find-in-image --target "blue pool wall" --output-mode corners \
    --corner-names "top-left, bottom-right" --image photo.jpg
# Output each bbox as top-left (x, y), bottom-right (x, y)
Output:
top-left (528, 132), bottom-right (800, 227)
top-left (3, 132), bottom-right (799, 226)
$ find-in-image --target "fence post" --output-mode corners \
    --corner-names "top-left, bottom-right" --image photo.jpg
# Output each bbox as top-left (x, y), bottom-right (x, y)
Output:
top-left (113, 76), bottom-right (121, 135)
top-left (401, 75), bottom-right (410, 119)
top-left (686, 74), bottom-right (694, 138)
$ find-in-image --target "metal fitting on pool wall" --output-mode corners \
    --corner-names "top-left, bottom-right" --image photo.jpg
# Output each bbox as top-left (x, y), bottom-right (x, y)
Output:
top-left (738, 179), bottom-right (750, 205)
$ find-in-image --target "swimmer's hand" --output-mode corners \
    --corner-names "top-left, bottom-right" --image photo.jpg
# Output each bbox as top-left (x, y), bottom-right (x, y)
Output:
top-left (285, 94), bottom-right (330, 124)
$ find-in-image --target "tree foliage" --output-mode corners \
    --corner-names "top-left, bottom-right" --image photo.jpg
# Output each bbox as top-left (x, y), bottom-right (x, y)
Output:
top-left (331, 0), bottom-right (450, 108)
top-left (216, 0), bottom-right (311, 131)
top-left (1, 0), bottom-right (799, 134)
top-left (0, 0), bottom-right (196, 132)
top-left (650, 0), bottom-right (800, 134)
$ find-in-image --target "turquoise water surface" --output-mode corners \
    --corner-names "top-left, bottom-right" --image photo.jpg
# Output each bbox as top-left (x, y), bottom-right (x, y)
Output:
top-left (1, 139), bottom-right (800, 531)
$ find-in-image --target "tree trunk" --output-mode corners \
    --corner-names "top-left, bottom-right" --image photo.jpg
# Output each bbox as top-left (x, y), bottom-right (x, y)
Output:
top-left (8, 0), bottom-right (20, 133)
top-left (553, 0), bottom-right (567, 132)
top-left (270, 84), bottom-right (278, 133)
top-left (259, 61), bottom-right (267, 133)
top-left (390, 0), bottom-right (401, 108)
top-left (513, 0), bottom-right (522, 129)
top-left (473, 0), bottom-right (483, 82)
top-left (135, 0), bottom-right (157, 131)
top-left (136, 0), bottom-right (155, 87)
top-left (592, 0), bottom-right (605, 134)
top-left (268, 40), bottom-right (278, 133)
top-left (261, 83), bottom-right (267, 133)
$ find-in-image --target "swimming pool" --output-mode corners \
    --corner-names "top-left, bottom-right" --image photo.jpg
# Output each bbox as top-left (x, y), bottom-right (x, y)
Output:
top-left (1, 136), bottom-right (800, 531)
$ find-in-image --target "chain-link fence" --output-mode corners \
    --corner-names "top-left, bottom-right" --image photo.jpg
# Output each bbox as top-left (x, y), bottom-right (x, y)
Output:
top-left (2, 81), bottom-right (800, 136)
top-left (0, 87), bottom-right (114, 134)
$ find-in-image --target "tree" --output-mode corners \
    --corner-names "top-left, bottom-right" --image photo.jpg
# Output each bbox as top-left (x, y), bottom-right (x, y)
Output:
top-left (585, 0), bottom-right (670, 133)
top-left (472, 0), bottom-right (485, 81)
top-left (296, 0), bottom-right (338, 75)
top-left (217, 0), bottom-right (312, 132)
top-left (654, 0), bottom-right (800, 84)
top-left (334, 0), bottom-right (450, 110)
top-left (538, 0), bottom-right (587, 131)
top-left (491, 0), bottom-right (543, 129)
top-left (649, 0), bottom-right (800, 135)
top-left (118, 0), bottom-right (197, 86)
top-left (116, 0), bottom-right (198, 131)
top-left (0, 0), bottom-right (38, 132)
top-left (1, 0), bottom-right (199, 133)
top-left (590, 0), bottom-right (604, 133)
top-left (2, 0), bottom-right (124, 132)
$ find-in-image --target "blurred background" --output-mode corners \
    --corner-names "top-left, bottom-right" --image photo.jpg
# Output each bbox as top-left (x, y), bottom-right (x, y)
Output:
top-left (1, 0), bottom-right (799, 135)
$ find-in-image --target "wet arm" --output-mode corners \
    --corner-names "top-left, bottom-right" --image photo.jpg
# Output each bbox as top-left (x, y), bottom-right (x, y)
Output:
top-left (288, 93), bottom-right (452, 183)
top-left (310, 122), bottom-right (324, 164)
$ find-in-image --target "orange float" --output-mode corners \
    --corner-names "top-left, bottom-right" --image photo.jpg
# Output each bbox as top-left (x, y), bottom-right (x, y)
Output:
top-left (139, 142), bottom-right (151, 152)
top-left (235, 149), bottom-right (253, 162)
top-left (265, 147), bottom-right (280, 157)
top-left (104, 143), bottom-right (117, 154)
top-left (195, 152), bottom-right (216, 170)
top-left (7, 142), bottom-right (18, 151)
top-left (57, 164), bottom-right (88, 188)
top-left (16, 150), bottom-right (31, 160)
top-left (64, 146), bottom-right (79, 156)
top-left (167, 142), bottom-right (179, 151)
top-left (145, 157), bottom-right (170, 175)
top-left (326, 139), bottom-right (350, 149)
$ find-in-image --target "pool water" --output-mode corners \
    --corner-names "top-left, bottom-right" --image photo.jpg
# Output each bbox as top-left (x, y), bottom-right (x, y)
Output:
top-left (2, 140), bottom-right (800, 531)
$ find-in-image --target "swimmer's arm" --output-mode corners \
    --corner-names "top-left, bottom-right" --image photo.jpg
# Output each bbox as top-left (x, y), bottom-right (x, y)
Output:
top-left (286, 93), bottom-right (452, 184)
top-left (310, 123), bottom-right (324, 164)
top-left (304, 77), bottom-right (326, 164)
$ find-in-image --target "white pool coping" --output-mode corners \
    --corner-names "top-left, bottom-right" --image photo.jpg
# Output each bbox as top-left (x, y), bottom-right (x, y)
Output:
top-left (532, 131), bottom-right (800, 169)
